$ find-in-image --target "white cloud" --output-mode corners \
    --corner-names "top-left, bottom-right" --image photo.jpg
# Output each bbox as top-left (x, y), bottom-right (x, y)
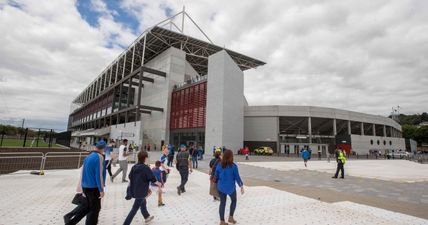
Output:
top-left (0, 0), bottom-right (427, 130)
top-left (0, 0), bottom-right (133, 129)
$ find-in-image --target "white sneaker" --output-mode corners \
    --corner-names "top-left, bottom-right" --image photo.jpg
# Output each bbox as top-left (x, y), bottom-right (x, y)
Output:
top-left (145, 216), bottom-right (154, 224)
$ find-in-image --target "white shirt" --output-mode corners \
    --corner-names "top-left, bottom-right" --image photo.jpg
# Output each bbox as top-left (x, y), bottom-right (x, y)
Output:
top-left (118, 144), bottom-right (128, 161)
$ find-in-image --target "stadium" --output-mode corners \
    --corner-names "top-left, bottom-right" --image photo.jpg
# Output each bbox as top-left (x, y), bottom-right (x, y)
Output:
top-left (67, 12), bottom-right (405, 155)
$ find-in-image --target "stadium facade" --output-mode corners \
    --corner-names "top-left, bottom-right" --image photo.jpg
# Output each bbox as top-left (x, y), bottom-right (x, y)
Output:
top-left (68, 12), bottom-right (405, 155)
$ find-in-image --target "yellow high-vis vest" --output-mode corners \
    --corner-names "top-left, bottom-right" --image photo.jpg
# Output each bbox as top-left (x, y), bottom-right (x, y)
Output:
top-left (338, 151), bottom-right (347, 164)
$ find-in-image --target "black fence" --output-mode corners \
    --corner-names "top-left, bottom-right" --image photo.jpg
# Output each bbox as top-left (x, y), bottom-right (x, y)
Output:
top-left (0, 126), bottom-right (71, 148)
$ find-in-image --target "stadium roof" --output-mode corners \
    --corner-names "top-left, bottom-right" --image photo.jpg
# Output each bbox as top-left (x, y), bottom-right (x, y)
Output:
top-left (72, 10), bottom-right (265, 104)
top-left (145, 26), bottom-right (265, 74)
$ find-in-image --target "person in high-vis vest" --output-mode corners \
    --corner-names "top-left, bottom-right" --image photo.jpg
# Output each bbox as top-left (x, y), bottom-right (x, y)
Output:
top-left (332, 148), bottom-right (346, 179)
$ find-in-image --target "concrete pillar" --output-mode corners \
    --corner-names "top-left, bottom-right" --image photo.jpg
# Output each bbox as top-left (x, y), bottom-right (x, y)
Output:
top-left (348, 120), bottom-right (351, 135)
top-left (361, 122), bottom-right (364, 136)
top-left (333, 119), bottom-right (337, 135)
top-left (205, 50), bottom-right (244, 152)
top-left (383, 125), bottom-right (387, 137)
top-left (372, 124), bottom-right (376, 136)
top-left (308, 117), bottom-right (312, 144)
top-left (276, 116), bottom-right (280, 154)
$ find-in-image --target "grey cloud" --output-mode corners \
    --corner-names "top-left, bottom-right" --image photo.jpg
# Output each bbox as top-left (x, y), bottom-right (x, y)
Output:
top-left (1, 0), bottom-right (427, 130)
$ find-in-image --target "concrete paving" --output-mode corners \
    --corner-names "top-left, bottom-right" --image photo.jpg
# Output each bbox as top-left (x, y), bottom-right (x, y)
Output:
top-left (0, 159), bottom-right (427, 225)
top-left (238, 160), bottom-right (428, 182)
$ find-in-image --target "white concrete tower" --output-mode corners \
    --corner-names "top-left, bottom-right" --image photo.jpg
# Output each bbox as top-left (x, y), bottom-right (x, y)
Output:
top-left (205, 50), bottom-right (244, 152)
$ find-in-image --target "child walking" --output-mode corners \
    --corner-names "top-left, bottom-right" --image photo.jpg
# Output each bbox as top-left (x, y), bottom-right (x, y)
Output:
top-left (124, 151), bottom-right (161, 225)
top-left (151, 161), bottom-right (165, 206)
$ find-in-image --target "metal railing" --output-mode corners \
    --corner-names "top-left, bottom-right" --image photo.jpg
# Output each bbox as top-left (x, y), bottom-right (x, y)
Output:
top-left (0, 152), bottom-right (44, 174)
top-left (408, 153), bottom-right (428, 164)
top-left (0, 151), bottom-right (89, 175)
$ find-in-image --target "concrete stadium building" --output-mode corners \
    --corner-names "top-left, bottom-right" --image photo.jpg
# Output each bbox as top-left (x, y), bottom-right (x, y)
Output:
top-left (68, 12), bottom-right (405, 155)
top-left (244, 106), bottom-right (404, 155)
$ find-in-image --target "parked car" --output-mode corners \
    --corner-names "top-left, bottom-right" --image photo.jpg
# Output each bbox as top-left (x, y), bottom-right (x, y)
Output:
top-left (254, 147), bottom-right (274, 155)
top-left (387, 150), bottom-right (410, 159)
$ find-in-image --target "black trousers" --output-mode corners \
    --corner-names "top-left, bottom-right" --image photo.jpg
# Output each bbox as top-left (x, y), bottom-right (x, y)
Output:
top-left (334, 162), bottom-right (345, 178)
top-left (178, 168), bottom-right (189, 191)
top-left (66, 188), bottom-right (101, 225)
top-left (64, 199), bottom-right (88, 225)
top-left (106, 160), bottom-right (112, 177)
top-left (167, 155), bottom-right (174, 167)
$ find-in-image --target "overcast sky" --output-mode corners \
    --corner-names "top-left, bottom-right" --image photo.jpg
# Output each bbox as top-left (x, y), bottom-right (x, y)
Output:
top-left (0, 0), bottom-right (427, 130)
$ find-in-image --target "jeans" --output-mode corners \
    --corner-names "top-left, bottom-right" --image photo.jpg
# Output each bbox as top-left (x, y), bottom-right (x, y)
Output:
top-left (219, 191), bottom-right (237, 221)
top-left (67, 188), bottom-right (101, 225)
top-left (192, 156), bottom-right (198, 168)
top-left (167, 155), bottom-right (174, 167)
top-left (123, 198), bottom-right (150, 225)
top-left (334, 162), bottom-right (344, 178)
top-left (112, 160), bottom-right (128, 181)
top-left (178, 168), bottom-right (189, 191)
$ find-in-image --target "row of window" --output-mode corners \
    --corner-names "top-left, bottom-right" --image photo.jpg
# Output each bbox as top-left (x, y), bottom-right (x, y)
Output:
top-left (370, 140), bottom-right (393, 146)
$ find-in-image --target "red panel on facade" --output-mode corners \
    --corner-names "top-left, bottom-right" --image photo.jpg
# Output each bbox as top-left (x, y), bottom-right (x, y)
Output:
top-left (170, 81), bottom-right (207, 129)
top-left (71, 91), bottom-right (114, 122)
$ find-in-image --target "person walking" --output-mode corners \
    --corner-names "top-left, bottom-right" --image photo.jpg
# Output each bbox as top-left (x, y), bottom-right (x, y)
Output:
top-left (301, 148), bottom-right (310, 167)
top-left (112, 139), bottom-right (129, 183)
top-left (159, 147), bottom-right (169, 183)
top-left (64, 140), bottom-right (106, 225)
top-left (124, 151), bottom-right (161, 225)
top-left (190, 144), bottom-right (199, 169)
top-left (198, 145), bottom-right (204, 160)
top-left (176, 144), bottom-right (192, 195)
top-left (214, 149), bottom-right (244, 225)
top-left (209, 151), bottom-right (221, 201)
top-left (332, 149), bottom-right (347, 179)
top-left (151, 161), bottom-right (165, 207)
top-left (167, 144), bottom-right (175, 167)
top-left (105, 140), bottom-right (114, 178)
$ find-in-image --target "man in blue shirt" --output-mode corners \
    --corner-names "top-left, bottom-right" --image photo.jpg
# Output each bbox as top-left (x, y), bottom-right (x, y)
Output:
top-left (66, 140), bottom-right (106, 225)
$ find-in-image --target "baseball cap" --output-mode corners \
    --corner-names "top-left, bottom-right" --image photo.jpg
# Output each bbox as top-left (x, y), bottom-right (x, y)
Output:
top-left (96, 140), bottom-right (107, 149)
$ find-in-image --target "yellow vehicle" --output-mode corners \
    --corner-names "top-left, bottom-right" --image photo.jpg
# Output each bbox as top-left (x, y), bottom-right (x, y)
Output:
top-left (254, 147), bottom-right (274, 155)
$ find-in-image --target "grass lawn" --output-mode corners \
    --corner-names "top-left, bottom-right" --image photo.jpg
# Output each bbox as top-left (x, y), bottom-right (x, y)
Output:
top-left (0, 138), bottom-right (61, 148)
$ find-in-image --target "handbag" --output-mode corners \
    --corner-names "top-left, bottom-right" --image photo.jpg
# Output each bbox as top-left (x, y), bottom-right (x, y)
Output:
top-left (71, 193), bottom-right (86, 205)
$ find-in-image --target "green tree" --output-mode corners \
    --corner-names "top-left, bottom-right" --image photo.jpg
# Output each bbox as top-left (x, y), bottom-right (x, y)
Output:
top-left (402, 125), bottom-right (418, 139)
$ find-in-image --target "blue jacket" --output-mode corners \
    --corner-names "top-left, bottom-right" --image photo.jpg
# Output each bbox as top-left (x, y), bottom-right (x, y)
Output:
top-left (302, 150), bottom-right (310, 160)
top-left (128, 163), bottom-right (157, 198)
top-left (168, 145), bottom-right (175, 156)
top-left (151, 167), bottom-right (163, 186)
top-left (215, 163), bottom-right (243, 195)
top-left (81, 151), bottom-right (106, 192)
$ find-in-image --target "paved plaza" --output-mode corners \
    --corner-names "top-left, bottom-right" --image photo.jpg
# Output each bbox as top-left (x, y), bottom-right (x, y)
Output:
top-left (1, 156), bottom-right (427, 225)
top-left (239, 160), bottom-right (428, 182)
